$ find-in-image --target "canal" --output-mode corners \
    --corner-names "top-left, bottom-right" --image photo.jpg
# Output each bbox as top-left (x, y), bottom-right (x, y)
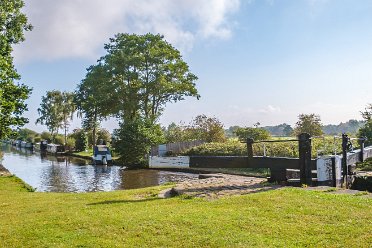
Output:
top-left (0, 144), bottom-right (198, 193)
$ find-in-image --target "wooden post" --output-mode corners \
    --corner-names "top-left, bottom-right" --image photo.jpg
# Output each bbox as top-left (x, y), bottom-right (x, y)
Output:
top-left (341, 133), bottom-right (348, 178)
top-left (298, 133), bottom-right (312, 186)
top-left (246, 138), bottom-right (254, 158)
top-left (359, 137), bottom-right (365, 163)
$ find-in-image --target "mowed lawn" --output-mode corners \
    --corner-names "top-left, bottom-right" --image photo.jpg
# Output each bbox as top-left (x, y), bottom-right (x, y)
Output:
top-left (0, 176), bottom-right (371, 247)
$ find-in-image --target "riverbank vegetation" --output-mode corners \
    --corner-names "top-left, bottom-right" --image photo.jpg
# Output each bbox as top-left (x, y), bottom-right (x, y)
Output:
top-left (0, 175), bottom-right (371, 247)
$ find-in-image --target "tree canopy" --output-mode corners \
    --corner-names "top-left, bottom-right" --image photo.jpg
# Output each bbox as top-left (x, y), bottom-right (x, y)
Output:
top-left (36, 91), bottom-right (76, 143)
top-left (293, 113), bottom-right (323, 136)
top-left (99, 33), bottom-right (199, 122)
top-left (0, 0), bottom-right (32, 139)
top-left (76, 33), bottom-right (199, 166)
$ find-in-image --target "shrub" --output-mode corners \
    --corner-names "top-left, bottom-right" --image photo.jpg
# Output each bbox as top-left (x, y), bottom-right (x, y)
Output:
top-left (234, 127), bottom-right (271, 141)
top-left (113, 119), bottom-right (164, 167)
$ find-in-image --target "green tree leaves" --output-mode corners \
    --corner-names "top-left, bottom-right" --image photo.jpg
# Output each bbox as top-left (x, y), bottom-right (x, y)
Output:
top-left (36, 91), bottom-right (75, 143)
top-left (0, 0), bottom-right (32, 139)
top-left (293, 114), bottom-right (323, 136)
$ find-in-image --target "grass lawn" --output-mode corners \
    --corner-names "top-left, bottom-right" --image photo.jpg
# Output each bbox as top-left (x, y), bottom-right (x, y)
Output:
top-left (0, 176), bottom-right (371, 247)
top-left (72, 149), bottom-right (93, 158)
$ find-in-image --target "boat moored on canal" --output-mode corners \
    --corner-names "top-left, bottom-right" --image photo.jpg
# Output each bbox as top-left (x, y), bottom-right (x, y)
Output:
top-left (46, 144), bottom-right (65, 155)
top-left (93, 145), bottom-right (112, 165)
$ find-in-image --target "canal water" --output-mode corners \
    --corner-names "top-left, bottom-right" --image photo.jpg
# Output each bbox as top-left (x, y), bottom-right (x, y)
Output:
top-left (0, 144), bottom-right (198, 193)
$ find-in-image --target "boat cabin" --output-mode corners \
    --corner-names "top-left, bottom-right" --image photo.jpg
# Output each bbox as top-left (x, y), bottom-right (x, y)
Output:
top-left (93, 145), bottom-right (112, 165)
top-left (46, 144), bottom-right (65, 154)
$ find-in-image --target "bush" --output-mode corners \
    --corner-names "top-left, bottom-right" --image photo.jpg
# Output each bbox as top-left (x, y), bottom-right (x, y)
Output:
top-left (184, 139), bottom-right (246, 156)
top-left (234, 127), bottom-right (271, 141)
top-left (74, 130), bottom-right (88, 152)
top-left (113, 119), bottom-right (164, 167)
top-left (184, 136), bottom-right (361, 158)
top-left (358, 121), bottom-right (372, 146)
top-left (356, 157), bottom-right (372, 171)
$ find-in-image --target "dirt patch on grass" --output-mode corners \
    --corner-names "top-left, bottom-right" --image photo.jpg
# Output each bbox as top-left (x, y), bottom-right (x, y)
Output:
top-left (0, 164), bottom-right (11, 177)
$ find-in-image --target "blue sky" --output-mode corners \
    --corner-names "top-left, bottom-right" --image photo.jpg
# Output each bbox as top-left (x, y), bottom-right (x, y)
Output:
top-left (13, 0), bottom-right (372, 132)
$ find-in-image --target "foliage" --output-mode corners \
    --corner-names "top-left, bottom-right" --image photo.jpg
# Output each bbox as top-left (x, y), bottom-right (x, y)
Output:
top-left (16, 128), bottom-right (38, 142)
top-left (224, 125), bottom-right (240, 138)
top-left (36, 91), bottom-right (75, 144)
top-left (322, 119), bottom-right (365, 135)
top-left (164, 115), bottom-right (226, 143)
top-left (293, 113), bottom-right (323, 136)
top-left (163, 122), bottom-right (184, 143)
top-left (54, 135), bottom-right (64, 145)
top-left (70, 129), bottom-right (88, 152)
top-left (75, 64), bottom-right (112, 146)
top-left (185, 115), bottom-right (226, 142)
top-left (60, 92), bottom-right (76, 144)
top-left (96, 128), bottom-right (111, 145)
top-left (87, 128), bottom-right (112, 147)
top-left (185, 136), bottom-right (360, 158)
top-left (99, 33), bottom-right (199, 123)
top-left (0, 177), bottom-right (371, 247)
top-left (184, 139), bottom-right (246, 156)
top-left (361, 103), bottom-right (372, 121)
top-left (358, 104), bottom-right (372, 146)
top-left (76, 33), bottom-right (199, 163)
top-left (356, 157), bottom-right (372, 171)
top-left (263, 123), bottom-right (293, 136)
top-left (40, 131), bottom-right (52, 142)
top-left (0, 0), bottom-right (32, 140)
top-left (36, 91), bottom-right (63, 138)
top-left (234, 127), bottom-right (271, 141)
top-left (113, 118), bottom-right (164, 167)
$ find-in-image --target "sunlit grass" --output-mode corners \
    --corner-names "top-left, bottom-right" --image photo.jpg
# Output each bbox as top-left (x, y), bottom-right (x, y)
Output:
top-left (0, 176), bottom-right (371, 247)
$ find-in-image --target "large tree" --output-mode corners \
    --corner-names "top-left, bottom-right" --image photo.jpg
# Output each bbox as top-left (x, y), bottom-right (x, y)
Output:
top-left (75, 64), bottom-right (112, 146)
top-left (293, 113), bottom-right (323, 136)
top-left (78, 33), bottom-right (199, 166)
top-left (0, 0), bottom-right (32, 139)
top-left (101, 33), bottom-right (199, 122)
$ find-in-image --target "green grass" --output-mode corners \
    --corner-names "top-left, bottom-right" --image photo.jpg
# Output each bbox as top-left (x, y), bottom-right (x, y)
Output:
top-left (0, 176), bottom-right (371, 247)
top-left (72, 148), bottom-right (93, 158)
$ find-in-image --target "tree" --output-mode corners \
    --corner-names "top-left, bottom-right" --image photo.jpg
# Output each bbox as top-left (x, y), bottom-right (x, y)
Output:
top-left (61, 92), bottom-right (76, 145)
top-left (17, 128), bottom-right (38, 142)
top-left (163, 122), bottom-right (185, 143)
top-left (36, 90), bottom-right (75, 144)
top-left (0, 0), bottom-right (32, 139)
top-left (185, 115), bottom-right (226, 142)
top-left (75, 64), bottom-right (112, 146)
top-left (70, 129), bottom-right (88, 152)
top-left (113, 119), bottom-right (164, 166)
top-left (234, 127), bottom-right (271, 141)
top-left (293, 113), bottom-right (323, 136)
top-left (89, 33), bottom-right (199, 165)
top-left (36, 91), bottom-right (63, 141)
top-left (100, 33), bottom-right (199, 122)
top-left (358, 104), bottom-right (372, 145)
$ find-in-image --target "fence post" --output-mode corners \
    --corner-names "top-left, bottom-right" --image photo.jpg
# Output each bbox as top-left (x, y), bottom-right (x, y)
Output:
top-left (359, 137), bottom-right (365, 163)
top-left (298, 133), bottom-right (312, 186)
top-left (246, 138), bottom-right (254, 159)
top-left (341, 133), bottom-right (348, 181)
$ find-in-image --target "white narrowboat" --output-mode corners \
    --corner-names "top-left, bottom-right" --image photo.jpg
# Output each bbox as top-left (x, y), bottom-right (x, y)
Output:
top-left (93, 145), bottom-right (112, 165)
top-left (46, 144), bottom-right (65, 154)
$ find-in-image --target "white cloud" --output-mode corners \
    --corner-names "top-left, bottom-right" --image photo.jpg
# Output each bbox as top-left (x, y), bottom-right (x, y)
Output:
top-left (258, 105), bottom-right (281, 114)
top-left (14, 0), bottom-right (240, 63)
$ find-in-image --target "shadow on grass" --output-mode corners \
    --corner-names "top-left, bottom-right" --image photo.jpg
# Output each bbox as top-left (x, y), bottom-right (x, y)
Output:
top-left (87, 197), bottom-right (162, 206)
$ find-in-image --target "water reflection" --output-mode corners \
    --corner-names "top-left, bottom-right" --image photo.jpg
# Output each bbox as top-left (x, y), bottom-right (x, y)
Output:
top-left (1, 144), bottom-right (197, 192)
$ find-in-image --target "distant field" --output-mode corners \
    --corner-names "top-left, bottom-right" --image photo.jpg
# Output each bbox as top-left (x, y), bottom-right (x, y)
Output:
top-left (0, 175), bottom-right (371, 247)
